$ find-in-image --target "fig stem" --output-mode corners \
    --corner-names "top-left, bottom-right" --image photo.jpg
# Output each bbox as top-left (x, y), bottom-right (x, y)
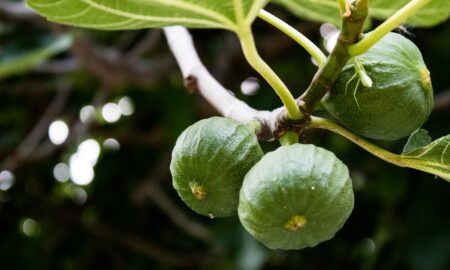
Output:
top-left (309, 116), bottom-right (449, 180)
top-left (298, 0), bottom-right (368, 115)
top-left (309, 116), bottom-right (401, 165)
top-left (237, 25), bottom-right (303, 120)
top-left (349, 0), bottom-right (432, 56)
top-left (257, 10), bottom-right (327, 65)
top-left (279, 131), bottom-right (299, 146)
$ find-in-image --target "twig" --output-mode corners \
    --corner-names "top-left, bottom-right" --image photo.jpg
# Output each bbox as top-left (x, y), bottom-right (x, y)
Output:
top-left (299, 0), bottom-right (368, 115)
top-left (163, 26), bottom-right (279, 139)
top-left (33, 58), bottom-right (80, 74)
top-left (129, 29), bottom-right (163, 58)
top-left (85, 222), bottom-right (201, 267)
top-left (163, 0), bottom-right (369, 137)
top-left (133, 155), bottom-right (213, 244)
top-left (70, 37), bottom-right (174, 87)
top-left (434, 89), bottom-right (450, 112)
top-left (145, 182), bottom-right (213, 243)
top-left (0, 0), bottom-right (40, 22)
top-left (0, 85), bottom-right (71, 170)
top-left (3, 84), bottom-right (109, 166)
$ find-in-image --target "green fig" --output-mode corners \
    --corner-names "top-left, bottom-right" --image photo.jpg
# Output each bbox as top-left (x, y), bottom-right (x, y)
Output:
top-left (323, 32), bottom-right (433, 141)
top-left (171, 117), bottom-right (263, 218)
top-left (239, 144), bottom-right (354, 250)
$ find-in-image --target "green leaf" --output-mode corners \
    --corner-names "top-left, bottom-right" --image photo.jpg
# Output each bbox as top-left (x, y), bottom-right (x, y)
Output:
top-left (0, 35), bottom-right (72, 80)
top-left (273, 0), bottom-right (341, 26)
top-left (310, 117), bottom-right (450, 184)
top-left (26, 0), bottom-right (269, 31)
top-left (371, 0), bottom-right (450, 27)
top-left (401, 134), bottom-right (450, 182)
top-left (403, 129), bottom-right (432, 153)
top-left (273, 0), bottom-right (450, 27)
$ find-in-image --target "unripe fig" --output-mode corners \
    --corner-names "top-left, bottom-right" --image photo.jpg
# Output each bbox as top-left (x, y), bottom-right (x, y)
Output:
top-left (170, 117), bottom-right (263, 218)
top-left (322, 32), bottom-right (433, 141)
top-left (238, 144), bottom-right (354, 250)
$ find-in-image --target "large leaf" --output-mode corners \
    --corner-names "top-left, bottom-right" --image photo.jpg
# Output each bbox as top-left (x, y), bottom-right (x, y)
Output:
top-left (0, 35), bottom-right (72, 80)
top-left (274, 0), bottom-right (450, 27)
top-left (26, 0), bottom-right (269, 31)
top-left (401, 134), bottom-right (450, 182)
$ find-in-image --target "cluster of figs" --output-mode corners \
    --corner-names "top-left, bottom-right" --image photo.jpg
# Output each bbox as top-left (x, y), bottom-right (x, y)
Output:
top-left (170, 33), bottom-right (433, 250)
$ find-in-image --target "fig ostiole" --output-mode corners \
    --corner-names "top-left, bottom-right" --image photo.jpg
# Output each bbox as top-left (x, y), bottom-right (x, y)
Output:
top-left (170, 117), bottom-right (263, 218)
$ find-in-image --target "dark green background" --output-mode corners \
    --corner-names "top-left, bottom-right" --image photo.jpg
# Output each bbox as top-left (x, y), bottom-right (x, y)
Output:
top-left (0, 2), bottom-right (449, 269)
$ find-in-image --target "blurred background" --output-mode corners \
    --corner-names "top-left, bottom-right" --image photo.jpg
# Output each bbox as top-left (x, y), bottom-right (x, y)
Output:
top-left (0, 1), bottom-right (449, 269)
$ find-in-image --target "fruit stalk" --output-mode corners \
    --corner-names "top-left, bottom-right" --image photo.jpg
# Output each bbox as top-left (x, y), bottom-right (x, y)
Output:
top-left (279, 131), bottom-right (299, 145)
top-left (309, 116), bottom-right (449, 181)
top-left (298, 0), bottom-right (368, 116)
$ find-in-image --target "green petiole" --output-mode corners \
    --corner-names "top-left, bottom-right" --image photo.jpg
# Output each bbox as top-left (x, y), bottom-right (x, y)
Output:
top-left (258, 10), bottom-right (327, 65)
top-left (309, 116), bottom-right (448, 180)
top-left (237, 26), bottom-right (303, 120)
top-left (349, 0), bottom-right (432, 56)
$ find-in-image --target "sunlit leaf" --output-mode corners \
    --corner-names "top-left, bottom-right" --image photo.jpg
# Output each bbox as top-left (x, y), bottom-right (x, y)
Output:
top-left (401, 134), bottom-right (450, 182)
top-left (26, 0), bottom-right (269, 31)
top-left (274, 0), bottom-right (450, 27)
top-left (0, 35), bottom-right (72, 80)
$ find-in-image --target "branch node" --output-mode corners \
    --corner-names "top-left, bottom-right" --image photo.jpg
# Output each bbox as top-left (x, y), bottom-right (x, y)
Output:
top-left (184, 75), bottom-right (198, 94)
top-left (273, 109), bottom-right (310, 139)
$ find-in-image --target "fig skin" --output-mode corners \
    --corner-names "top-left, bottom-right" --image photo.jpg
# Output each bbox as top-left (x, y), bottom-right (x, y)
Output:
top-left (238, 144), bottom-right (354, 250)
top-left (322, 32), bottom-right (434, 141)
top-left (170, 117), bottom-right (263, 218)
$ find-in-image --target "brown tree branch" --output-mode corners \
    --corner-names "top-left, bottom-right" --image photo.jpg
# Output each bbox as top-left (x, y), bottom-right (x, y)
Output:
top-left (0, 85), bottom-right (71, 170)
top-left (33, 58), bottom-right (80, 74)
top-left (0, 0), bottom-right (41, 23)
top-left (128, 29), bottom-right (163, 58)
top-left (85, 222), bottom-right (203, 268)
top-left (434, 89), bottom-right (450, 112)
top-left (70, 37), bottom-right (175, 87)
top-left (133, 155), bottom-right (213, 244)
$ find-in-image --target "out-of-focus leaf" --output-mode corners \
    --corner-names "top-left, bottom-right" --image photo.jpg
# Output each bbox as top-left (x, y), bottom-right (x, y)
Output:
top-left (371, 0), bottom-right (450, 27)
top-left (273, 0), bottom-right (341, 26)
top-left (273, 0), bottom-right (450, 27)
top-left (26, 0), bottom-right (269, 31)
top-left (0, 35), bottom-right (72, 80)
top-left (403, 129), bottom-right (432, 153)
